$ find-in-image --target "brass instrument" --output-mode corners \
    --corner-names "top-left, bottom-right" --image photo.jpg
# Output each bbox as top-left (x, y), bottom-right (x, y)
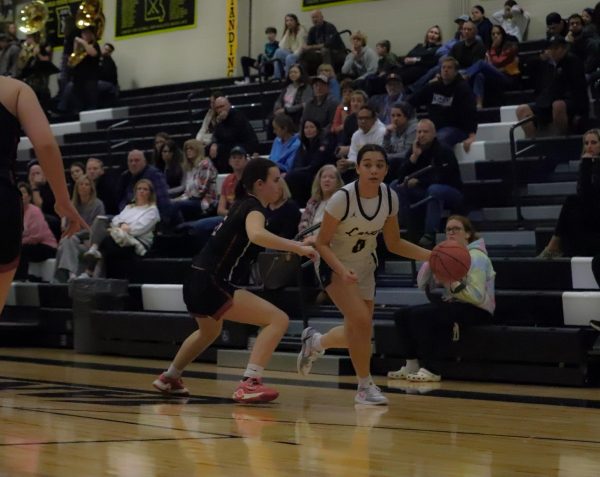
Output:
top-left (15, 1), bottom-right (49, 76)
top-left (68, 0), bottom-right (105, 68)
top-left (16, 0), bottom-right (48, 35)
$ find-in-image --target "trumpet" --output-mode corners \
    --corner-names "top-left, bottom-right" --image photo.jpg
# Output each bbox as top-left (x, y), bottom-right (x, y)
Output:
top-left (68, 0), bottom-right (105, 68)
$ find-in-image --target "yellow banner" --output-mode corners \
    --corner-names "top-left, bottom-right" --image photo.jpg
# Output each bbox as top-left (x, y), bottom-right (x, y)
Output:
top-left (226, 0), bottom-right (238, 78)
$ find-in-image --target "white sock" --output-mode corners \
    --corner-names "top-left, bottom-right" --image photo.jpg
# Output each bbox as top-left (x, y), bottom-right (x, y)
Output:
top-left (405, 359), bottom-right (420, 373)
top-left (357, 375), bottom-right (374, 389)
top-left (164, 364), bottom-right (182, 379)
top-left (243, 363), bottom-right (264, 380)
top-left (312, 333), bottom-right (324, 352)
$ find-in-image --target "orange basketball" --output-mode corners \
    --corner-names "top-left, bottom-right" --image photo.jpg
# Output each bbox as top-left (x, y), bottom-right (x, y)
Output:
top-left (429, 240), bottom-right (471, 283)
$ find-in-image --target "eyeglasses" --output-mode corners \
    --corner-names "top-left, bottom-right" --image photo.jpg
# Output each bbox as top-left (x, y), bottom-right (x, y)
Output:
top-left (445, 226), bottom-right (464, 233)
top-left (357, 116), bottom-right (373, 121)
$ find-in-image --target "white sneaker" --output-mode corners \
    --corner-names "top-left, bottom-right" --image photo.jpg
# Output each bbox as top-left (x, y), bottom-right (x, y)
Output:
top-left (355, 383), bottom-right (388, 406)
top-left (234, 78), bottom-right (250, 85)
top-left (77, 271), bottom-right (92, 279)
top-left (297, 327), bottom-right (324, 376)
top-left (387, 366), bottom-right (411, 380)
top-left (84, 248), bottom-right (102, 260)
top-left (406, 367), bottom-right (441, 382)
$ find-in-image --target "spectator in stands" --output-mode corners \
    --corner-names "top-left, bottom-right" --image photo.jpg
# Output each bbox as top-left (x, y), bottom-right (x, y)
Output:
top-left (156, 140), bottom-right (185, 198)
top-left (408, 21), bottom-right (484, 95)
top-left (387, 215), bottom-right (495, 383)
top-left (54, 175), bottom-right (105, 282)
top-left (449, 21), bottom-right (487, 70)
top-left (464, 25), bottom-right (520, 109)
top-left (331, 78), bottom-right (354, 137)
top-left (491, 0), bottom-right (530, 42)
top-left (98, 42), bottom-right (119, 106)
top-left (15, 182), bottom-right (57, 280)
top-left (393, 119), bottom-right (463, 248)
top-left (170, 139), bottom-right (218, 223)
top-left (397, 26), bottom-right (442, 87)
top-left (151, 132), bottom-right (170, 166)
top-left (209, 96), bottom-right (259, 173)
top-left (383, 101), bottom-right (418, 177)
top-left (235, 26), bottom-right (279, 85)
top-left (361, 39), bottom-right (399, 96)
top-left (68, 161), bottom-right (85, 192)
top-left (16, 32), bottom-right (53, 113)
top-left (566, 13), bottom-right (594, 70)
top-left (581, 7), bottom-right (595, 35)
top-left (27, 160), bottom-right (60, 239)
top-left (265, 178), bottom-right (301, 239)
top-left (272, 63), bottom-right (312, 128)
top-left (287, 119), bottom-right (334, 206)
top-left (195, 91), bottom-right (222, 148)
top-left (516, 36), bottom-right (588, 138)
top-left (80, 179), bottom-right (160, 278)
top-left (300, 74), bottom-right (338, 135)
top-left (369, 72), bottom-right (406, 124)
top-left (538, 129), bottom-right (600, 258)
top-left (316, 63), bottom-right (340, 102)
top-left (86, 157), bottom-right (117, 214)
top-left (347, 105), bottom-right (386, 164)
top-left (408, 57), bottom-right (478, 150)
top-left (341, 31), bottom-right (378, 80)
top-left (179, 146), bottom-right (248, 246)
top-left (0, 32), bottom-right (20, 77)
top-left (272, 14), bottom-right (307, 79)
top-left (298, 164), bottom-right (343, 233)
top-left (115, 149), bottom-right (171, 221)
top-left (546, 12), bottom-right (568, 39)
top-left (471, 5), bottom-right (493, 48)
top-left (269, 113), bottom-right (301, 173)
top-left (68, 27), bottom-right (101, 112)
top-left (336, 89), bottom-right (368, 157)
top-left (299, 10), bottom-right (346, 74)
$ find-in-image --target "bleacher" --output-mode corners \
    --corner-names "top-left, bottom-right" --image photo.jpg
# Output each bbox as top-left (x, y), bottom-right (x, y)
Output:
top-left (4, 38), bottom-right (600, 387)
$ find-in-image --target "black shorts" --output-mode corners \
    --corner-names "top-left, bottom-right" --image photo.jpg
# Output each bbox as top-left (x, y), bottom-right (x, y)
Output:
top-left (182, 266), bottom-right (234, 319)
top-left (0, 180), bottom-right (23, 272)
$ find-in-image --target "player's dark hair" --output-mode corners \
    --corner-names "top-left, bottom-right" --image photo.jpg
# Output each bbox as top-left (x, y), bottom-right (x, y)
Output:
top-left (235, 157), bottom-right (278, 199)
top-left (356, 144), bottom-right (388, 165)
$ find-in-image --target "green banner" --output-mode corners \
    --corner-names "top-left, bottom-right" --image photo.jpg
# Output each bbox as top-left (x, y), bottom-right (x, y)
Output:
top-left (302, 0), bottom-right (374, 10)
top-left (115, 0), bottom-right (196, 39)
top-left (38, 0), bottom-right (81, 48)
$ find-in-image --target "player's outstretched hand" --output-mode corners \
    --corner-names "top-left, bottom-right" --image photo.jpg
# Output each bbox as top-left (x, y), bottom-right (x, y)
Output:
top-left (297, 244), bottom-right (318, 262)
top-left (55, 200), bottom-right (89, 238)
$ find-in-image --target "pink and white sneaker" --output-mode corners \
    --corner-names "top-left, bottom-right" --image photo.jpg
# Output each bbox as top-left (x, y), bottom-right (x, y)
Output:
top-left (232, 377), bottom-right (279, 403)
top-left (152, 373), bottom-right (190, 396)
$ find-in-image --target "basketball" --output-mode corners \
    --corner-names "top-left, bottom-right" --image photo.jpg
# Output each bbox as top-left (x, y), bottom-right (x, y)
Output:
top-left (429, 240), bottom-right (471, 283)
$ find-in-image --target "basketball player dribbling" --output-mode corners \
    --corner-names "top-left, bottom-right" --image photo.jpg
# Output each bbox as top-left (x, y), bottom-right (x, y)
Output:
top-left (0, 77), bottom-right (87, 315)
top-left (298, 144), bottom-right (431, 405)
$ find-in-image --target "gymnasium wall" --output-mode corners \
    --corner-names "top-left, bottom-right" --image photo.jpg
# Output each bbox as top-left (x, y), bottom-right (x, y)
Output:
top-left (13, 0), bottom-right (595, 90)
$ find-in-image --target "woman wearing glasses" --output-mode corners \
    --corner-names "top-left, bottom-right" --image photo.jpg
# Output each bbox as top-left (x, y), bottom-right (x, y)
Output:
top-left (388, 214), bottom-right (496, 382)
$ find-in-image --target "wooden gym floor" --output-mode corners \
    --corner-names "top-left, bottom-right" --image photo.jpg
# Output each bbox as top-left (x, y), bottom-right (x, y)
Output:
top-left (1, 348), bottom-right (599, 477)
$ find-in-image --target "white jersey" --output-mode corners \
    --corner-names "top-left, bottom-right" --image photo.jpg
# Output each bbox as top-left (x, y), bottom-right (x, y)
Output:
top-left (325, 181), bottom-right (399, 265)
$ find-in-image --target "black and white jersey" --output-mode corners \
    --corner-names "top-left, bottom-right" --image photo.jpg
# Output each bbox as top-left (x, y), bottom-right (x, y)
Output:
top-left (193, 195), bottom-right (266, 285)
top-left (325, 181), bottom-right (399, 264)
